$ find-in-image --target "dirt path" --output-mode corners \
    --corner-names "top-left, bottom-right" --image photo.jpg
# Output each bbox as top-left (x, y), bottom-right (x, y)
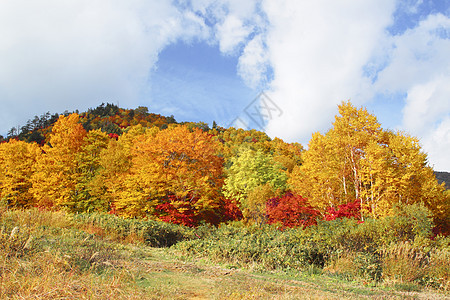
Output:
top-left (115, 247), bottom-right (449, 300)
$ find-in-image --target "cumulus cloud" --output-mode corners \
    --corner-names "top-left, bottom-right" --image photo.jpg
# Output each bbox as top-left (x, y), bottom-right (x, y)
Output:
top-left (216, 15), bottom-right (252, 54)
top-left (422, 116), bottom-right (450, 171)
top-left (373, 13), bottom-right (450, 169)
top-left (189, 0), bottom-right (260, 54)
top-left (237, 34), bottom-right (269, 88)
top-left (237, 0), bottom-right (449, 170)
top-left (259, 0), bottom-right (395, 143)
top-left (0, 0), bottom-right (208, 134)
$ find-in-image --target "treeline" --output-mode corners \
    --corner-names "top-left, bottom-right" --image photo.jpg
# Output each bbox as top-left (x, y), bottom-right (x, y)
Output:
top-left (0, 102), bottom-right (448, 234)
top-left (0, 103), bottom-right (176, 144)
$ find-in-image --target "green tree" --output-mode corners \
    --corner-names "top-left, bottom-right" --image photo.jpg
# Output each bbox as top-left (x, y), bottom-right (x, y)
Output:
top-left (223, 146), bottom-right (287, 221)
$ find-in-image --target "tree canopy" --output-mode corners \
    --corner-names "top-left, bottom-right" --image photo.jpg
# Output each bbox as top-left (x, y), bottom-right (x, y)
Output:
top-left (0, 101), bottom-right (448, 232)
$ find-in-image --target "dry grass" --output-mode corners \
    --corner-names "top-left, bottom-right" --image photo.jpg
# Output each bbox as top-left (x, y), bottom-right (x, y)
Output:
top-left (381, 241), bottom-right (449, 291)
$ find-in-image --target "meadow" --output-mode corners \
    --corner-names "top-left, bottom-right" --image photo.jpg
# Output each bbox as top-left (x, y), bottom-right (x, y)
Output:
top-left (1, 203), bottom-right (448, 299)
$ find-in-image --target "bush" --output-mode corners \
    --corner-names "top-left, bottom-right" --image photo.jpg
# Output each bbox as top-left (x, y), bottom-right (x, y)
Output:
top-left (174, 203), bottom-right (448, 290)
top-left (175, 222), bottom-right (334, 270)
top-left (381, 239), bottom-right (450, 290)
top-left (324, 199), bottom-right (362, 221)
top-left (266, 193), bottom-right (320, 228)
top-left (380, 203), bottom-right (434, 242)
top-left (71, 212), bottom-right (193, 247)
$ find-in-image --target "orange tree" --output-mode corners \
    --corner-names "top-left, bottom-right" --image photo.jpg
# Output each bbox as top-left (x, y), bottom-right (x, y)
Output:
top-left (113, 125), bottom-right (224, 225)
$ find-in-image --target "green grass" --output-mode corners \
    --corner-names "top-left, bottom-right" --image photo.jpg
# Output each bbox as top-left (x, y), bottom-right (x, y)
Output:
top-left (0, 207), bottom-right (448, 299)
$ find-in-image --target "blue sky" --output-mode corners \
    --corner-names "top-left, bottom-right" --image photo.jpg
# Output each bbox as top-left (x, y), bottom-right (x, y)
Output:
top-left (147, 41), bottom-right (256, 127)
top-left (0, 0), bottom-right (449, 170)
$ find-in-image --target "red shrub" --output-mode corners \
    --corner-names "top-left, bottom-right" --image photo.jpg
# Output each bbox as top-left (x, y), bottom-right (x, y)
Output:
top-left (324, 199), bottom-right (362, 221)
top-left (219, 197), bottom-right (243, 222)
top-left (155, 195), bottom-right (198, 227)
top-left (108, 133), bottom-right (119, 140)
top-left (266, 192), bottom-right (320, 228)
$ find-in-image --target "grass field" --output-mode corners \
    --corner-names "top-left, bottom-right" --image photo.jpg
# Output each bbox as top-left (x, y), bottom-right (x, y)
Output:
top-left (0, 207), bottom-right (448, 299)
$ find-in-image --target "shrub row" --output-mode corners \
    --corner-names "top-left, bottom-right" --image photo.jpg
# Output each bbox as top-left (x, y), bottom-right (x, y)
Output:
top-left (175, 204), bottom-right (449, 290)
top-left (71, 212), bottom-right (194, 247)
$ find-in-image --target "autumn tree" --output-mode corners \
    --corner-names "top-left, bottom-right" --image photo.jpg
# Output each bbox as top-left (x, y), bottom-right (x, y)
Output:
top-left (223, 146), bottom-right (287, 221)
top-left (65, 129), bottom-right (110, 212)
top-left (245, 183), bottom-right (277, 225)
top-left (217, 127), bottom-right (271, 160)
top-left (267, 137), bottom-right (303, 173)
top-left (266, 192), bottom-right (320, 228)
top-left (113, 125), bottom-right (224, 224)
top-left (289, 101), bottom-right (448, 222)
top-left (31, 114), bottom-right (87, 208)
top-left (0, 140), bottom-right (40, 207)
top-left (96, 125), bottom-right (149, 213)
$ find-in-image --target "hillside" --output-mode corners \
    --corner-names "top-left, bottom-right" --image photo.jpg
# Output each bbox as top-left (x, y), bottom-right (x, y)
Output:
top-left (1, 103), bottom-right (177, 144)
top-left (435, 171), bottom-right (450, 189)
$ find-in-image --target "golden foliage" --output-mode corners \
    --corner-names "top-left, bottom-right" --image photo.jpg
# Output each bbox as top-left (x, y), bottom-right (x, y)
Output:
top-left (0, 140), bottom-right (40, 207)
top-left (30, 114), bottom-right (87, 208)
top-left (112, 125), bottom-right (224, 219)
top-left (289, 101), bottom-right (447, 219)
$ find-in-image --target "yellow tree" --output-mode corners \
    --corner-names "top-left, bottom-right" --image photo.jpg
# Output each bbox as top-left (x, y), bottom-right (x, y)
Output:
top-left (65, 129), bottom-right (110, 212)
top-left (289, 132), bottom-right (343, 211)
top-left (97, 125), bottom-right (153, 212)
top-left (0, 140), bottom-right (40, 207)
top-left (361, 131), bottom-right (449, 219)
top-left (31, 114), bottom-right (87, 208)
top-left (290, 102), bottom-right (383, 213)
top-left (268, 137), bottom-right (303, 174)
top-left (289, 101), bottom-right (447, 221)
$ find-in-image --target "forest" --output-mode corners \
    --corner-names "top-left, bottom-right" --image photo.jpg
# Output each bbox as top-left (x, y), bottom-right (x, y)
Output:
top-left (1, 101), bottom-right (449, 296)
top-left (1, 101), bottom-right (448, 231)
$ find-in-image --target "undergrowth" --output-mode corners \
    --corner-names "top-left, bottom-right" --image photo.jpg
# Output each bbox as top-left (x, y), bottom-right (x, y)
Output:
top-left (0, 203), bottom-right (448, 299)
top-left (174, 204), bottom-right (450, 292)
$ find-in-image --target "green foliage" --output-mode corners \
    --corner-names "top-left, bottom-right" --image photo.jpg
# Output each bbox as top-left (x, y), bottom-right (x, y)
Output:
top-left (381, 202), bottom-right (434, 241)
top-left (223, 147), bottom-right (288, 209)
top-left (175, 203), bottom-right (450, 289)
top-left (176, 222), bottom-right (338, 271)
top-left (71, 212), bottom-right (193, 247)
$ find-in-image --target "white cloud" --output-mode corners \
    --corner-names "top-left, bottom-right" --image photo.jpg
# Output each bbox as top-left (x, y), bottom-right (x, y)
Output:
top-left (422, 116), bottom-right (450, 171)
top-left (189, 0), bottom-right (260, 53)
top-left (373, 13), bottom-right (450, 170)
top-left (259, 0), bottom-right (395, 143)
top-left (216, 15), bottom-right (252, 54)
top-left (237, 35), bottom-right (268, 88)
top-left (0, 0), bottom-right (208, 134)
top-left (402, 76), bottom-right (450, 134)
top-left (374, 14), bottom-right (450, 93)
top-left (234, 1), bottom-right (450, 170)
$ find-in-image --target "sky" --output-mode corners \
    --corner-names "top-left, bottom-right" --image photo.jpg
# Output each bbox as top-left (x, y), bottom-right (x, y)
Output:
top-left (0, 0), bottom-right (449, 171)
